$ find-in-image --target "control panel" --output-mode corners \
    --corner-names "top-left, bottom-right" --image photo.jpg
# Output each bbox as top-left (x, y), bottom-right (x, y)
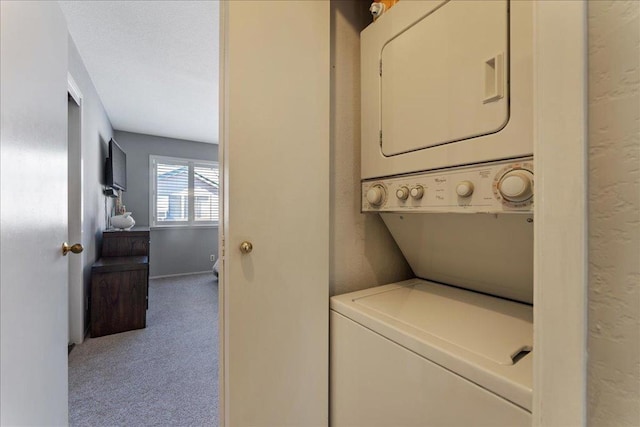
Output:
top-left (362, 158), bottom-right (534, 213)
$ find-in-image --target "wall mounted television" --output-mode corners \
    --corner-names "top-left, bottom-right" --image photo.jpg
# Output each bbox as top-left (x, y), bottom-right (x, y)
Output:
top-left (106, 138), bottom-right (127, 191)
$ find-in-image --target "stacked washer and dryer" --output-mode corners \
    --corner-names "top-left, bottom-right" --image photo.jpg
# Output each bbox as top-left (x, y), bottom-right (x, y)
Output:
top-left (330, 1), bottom-right (535, 426)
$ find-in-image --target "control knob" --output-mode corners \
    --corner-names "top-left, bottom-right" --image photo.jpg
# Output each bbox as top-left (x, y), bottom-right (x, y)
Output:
top-left (396, 186), bottom-right (409, 200)
top-left (366, 184), bottom-right (386, 206)
top-left (456, 181), bottom-right (474, 197)
top-left (410, 186), bottom-right (424, 199)
top-left (498, 170), bottom-right (534, 202)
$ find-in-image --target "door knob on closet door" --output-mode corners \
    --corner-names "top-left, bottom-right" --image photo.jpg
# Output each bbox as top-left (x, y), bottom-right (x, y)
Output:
top-left (62, 242), bottom-right (84, 256)
top-left (239, 241), bottom-right (253, 254)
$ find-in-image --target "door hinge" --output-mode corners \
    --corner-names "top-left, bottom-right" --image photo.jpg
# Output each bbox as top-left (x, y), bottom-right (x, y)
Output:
top-left (379, 130), bottom-right (383, 145)
top-left (379, 60), bottom-right (382, 76)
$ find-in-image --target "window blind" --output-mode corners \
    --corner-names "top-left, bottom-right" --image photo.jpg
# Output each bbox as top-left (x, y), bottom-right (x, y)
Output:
top-left (151, 156), bottom-right (219, 226)
top-left (194, 164), bottom-right (219, 222)
top-left (156, 162), bottom-right (189, 223)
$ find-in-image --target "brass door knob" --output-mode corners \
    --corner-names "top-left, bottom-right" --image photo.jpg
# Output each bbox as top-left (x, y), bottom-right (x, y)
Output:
top-left (239, 241), bottom-right (253, 254)
top-left (62, 242), bottom-right (84, 256)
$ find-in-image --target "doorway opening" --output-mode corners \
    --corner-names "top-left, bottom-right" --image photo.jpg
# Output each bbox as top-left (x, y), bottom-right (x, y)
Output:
top-left (67, 82), bottom-right (84, 348)
top-left (61, 1), bottom-right (220, 423)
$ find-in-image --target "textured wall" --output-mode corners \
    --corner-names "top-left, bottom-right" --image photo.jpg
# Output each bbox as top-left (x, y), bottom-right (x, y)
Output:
top-left (114, 131), bottom-right (218, 277)
top-left (587, 2), bottom-right (640, 426)
top-left (329, 1), bottom-right (412, 297)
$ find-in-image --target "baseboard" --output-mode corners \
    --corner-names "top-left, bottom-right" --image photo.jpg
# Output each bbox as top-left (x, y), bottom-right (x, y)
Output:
top-left (150, 270), bottom-right (213, 280)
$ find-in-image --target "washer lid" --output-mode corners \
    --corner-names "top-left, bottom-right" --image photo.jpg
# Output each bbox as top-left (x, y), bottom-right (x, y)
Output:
top-left (331, 279), bottom-right (533, 411)
top-left (352, 281), bottom-right (532, 365)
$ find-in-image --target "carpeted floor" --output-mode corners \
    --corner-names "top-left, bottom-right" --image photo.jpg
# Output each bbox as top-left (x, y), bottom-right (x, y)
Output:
top-left (68, 273), bottom-right (219, 426)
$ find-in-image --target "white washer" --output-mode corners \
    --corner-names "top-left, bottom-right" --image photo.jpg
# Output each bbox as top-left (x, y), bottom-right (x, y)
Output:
top-left (330, 279), bottom-right (532, 427)
top-left (331, 159), bottom-right (534, 425)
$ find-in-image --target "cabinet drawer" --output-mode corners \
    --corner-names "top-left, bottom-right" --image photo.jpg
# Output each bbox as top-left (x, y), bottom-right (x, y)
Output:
top-left (102, 229), bottom-right (150, 257)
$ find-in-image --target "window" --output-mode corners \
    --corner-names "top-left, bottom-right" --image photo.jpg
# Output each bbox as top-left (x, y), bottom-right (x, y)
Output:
top-left (150, 155), bottom-right (219, 227)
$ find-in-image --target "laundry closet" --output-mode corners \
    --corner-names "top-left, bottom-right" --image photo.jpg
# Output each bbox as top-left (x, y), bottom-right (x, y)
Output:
top-left (331, 1), bottom-right (536, 425)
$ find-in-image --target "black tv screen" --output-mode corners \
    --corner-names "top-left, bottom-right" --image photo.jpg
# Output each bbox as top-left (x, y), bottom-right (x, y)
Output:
top-left (106, 138), bottom-right (127, 191)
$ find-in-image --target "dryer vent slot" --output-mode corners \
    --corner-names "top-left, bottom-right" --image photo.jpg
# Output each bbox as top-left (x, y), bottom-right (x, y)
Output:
top-left (510, 346), bottom-right (532, 364)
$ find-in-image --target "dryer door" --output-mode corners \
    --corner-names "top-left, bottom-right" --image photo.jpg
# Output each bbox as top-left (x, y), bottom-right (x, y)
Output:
top-left (380, 0), bottom-right (509, 156)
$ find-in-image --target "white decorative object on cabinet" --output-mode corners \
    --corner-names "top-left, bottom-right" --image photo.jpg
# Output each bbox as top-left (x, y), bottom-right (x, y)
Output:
top-left (110, 212), bottom-right (135, 230)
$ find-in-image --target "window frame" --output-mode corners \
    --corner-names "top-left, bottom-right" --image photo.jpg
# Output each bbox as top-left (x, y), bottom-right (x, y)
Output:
top-left (149, 155), bottom-right (219, 228)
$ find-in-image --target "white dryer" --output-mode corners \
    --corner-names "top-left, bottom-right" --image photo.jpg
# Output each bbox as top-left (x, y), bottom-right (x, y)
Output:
top-left (361, 0), bottom-right (533, 179)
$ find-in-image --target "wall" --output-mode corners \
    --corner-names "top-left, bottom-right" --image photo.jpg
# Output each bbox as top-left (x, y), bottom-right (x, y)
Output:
top-left (114, 130), bottom-right (218, 277)
top-left (68, 37), bottom-right (114, 343)
top-left (587, 1), bottom-right (640, 426)
top-left (329, 0), bottom-right (412, 297)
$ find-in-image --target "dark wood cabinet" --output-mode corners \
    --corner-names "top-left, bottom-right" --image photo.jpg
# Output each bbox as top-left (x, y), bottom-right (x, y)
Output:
top-left (90, 228), bottom-right (150, 338)
top-left (91, 257), bottom-right (148, 337)
top-left (102, 228), bottom-right (150, 257)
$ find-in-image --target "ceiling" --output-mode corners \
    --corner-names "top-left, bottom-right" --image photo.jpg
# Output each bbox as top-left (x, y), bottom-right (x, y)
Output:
top-left (59, 1), bottom-right (219, 144)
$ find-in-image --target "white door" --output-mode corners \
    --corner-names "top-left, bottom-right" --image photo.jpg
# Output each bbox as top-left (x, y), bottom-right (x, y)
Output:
top-left (219, 1), bottom-right (329, 425)
top-left (0, 2), bottom-right (70, 424)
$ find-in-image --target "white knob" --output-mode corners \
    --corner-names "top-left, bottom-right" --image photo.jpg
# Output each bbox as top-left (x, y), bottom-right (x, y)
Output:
top-left (456, 181), bottom-right (474, 197)
top-left (366, 185), bottom-right (386, 206)
top-left (410, 186), bottom-right (424, 199)
top-left (396, 186), bottom-right (409, 200)
top-left (498, 170), bottom-right (534, 202)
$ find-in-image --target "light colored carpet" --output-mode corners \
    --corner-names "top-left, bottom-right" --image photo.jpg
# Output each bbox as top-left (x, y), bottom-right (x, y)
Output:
top-left (68, 273), bottom-right (219, 426)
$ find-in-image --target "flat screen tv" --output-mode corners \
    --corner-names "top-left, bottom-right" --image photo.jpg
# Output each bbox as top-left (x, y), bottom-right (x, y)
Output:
top-left (106, 138), bottom-right (127, 191)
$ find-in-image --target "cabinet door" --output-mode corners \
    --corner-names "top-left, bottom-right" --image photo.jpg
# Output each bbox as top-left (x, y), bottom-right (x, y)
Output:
top-left (222, 1), bottom-right (329, 425)
top-left (380, 0), bottom-right (509, 156)
top-left (91, 269), bottom-right (147, 337)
